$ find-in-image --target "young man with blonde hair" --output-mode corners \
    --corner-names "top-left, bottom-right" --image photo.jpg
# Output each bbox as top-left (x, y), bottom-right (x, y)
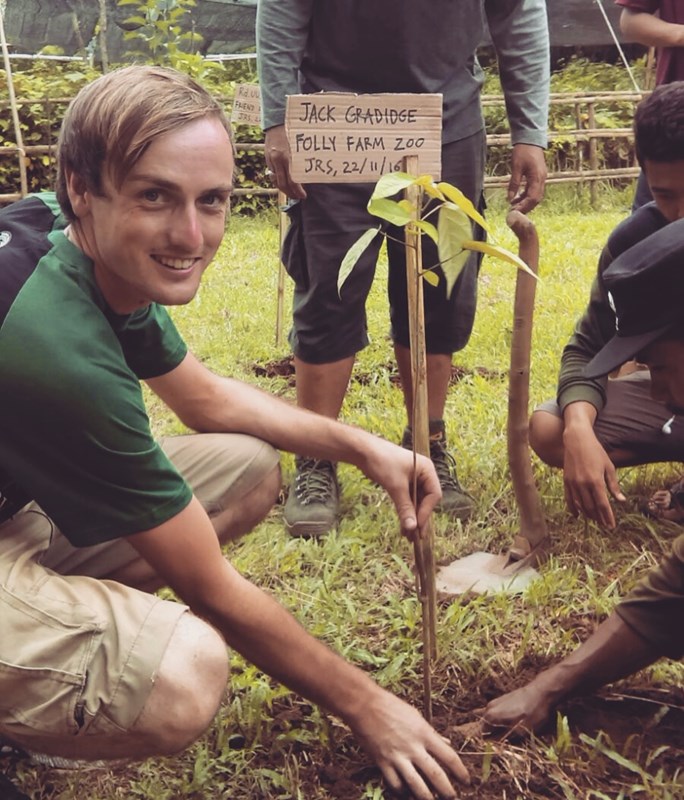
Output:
top-left (0, 65), bottom-right (468, 799)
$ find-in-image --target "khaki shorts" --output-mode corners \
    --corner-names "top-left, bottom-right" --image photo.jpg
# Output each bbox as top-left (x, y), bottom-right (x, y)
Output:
top-left (0, 433), bottom-right (279, 746)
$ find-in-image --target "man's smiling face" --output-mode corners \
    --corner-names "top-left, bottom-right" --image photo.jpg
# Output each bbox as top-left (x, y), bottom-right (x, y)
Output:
top-left (67, 115), bottom-right (234, 314)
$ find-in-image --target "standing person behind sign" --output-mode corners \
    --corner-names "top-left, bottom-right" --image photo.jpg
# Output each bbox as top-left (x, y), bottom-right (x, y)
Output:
top-left (256, 0), bottom-right (550, 539)
top-left (617, 0), bottom-right (684, 208)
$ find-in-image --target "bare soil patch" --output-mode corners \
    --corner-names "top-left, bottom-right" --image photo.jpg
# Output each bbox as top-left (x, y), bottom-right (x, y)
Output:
top-left (252, 356), bottom-right (505, 390)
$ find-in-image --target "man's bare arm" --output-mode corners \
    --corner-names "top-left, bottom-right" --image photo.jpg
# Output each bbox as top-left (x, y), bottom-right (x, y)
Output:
top-left (127, 500), bottom-right (469, 798)
top-left (620, 8), bottom-right (684, 48)
top-left (146, 353), bottom-right (441, 538)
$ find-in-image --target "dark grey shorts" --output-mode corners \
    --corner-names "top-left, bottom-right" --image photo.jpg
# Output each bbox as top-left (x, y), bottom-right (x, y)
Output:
top-left (537, 370), bottom-right (684, 464)
top-left (281, 130), bottom-right (487, 364)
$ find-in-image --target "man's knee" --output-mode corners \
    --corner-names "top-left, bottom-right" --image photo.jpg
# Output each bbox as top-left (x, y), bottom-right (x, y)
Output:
top-left (212, 463), bottom-right (282, 544)
top-left (529, 409), bottom-right (564, 467)
top-left (254, 463), bottom-right (282, 520)
top-left (134, 613), bottom-right (230, 755)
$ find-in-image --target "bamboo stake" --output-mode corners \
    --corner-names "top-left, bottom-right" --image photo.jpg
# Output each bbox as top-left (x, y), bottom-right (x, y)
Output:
top-left (588, 102), bottom-right (599, 208)
top-left (98, 0), bottom-right (109, 73)
top-left (275, 191), bottom-right (288, 347)
top-left (403, 155), bottom-right (437, 722)
top-left (0, 7), bottom-right (28, 197)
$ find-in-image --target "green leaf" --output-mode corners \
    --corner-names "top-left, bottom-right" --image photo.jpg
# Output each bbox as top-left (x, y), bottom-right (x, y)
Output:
top-left (415, 175), bottom-right (445, 200)
top-left (438, 183), bottom-right (491, 233)
top-left (338, 227), bottom-right (381, 296)
top-left (579, 733), bottom-right (647, 778)
top-left (461, 239), bottom-right (536, 278)
top-left (421, 269), bottom-right (440, 287)
top-left (370, 171), bottom-right (417, 200)
top-left (414, 219), bottom-right (438, 245)
top-left (437, 205), bottom-right (473, 298)
top-left (482, 741), bottom-right (494, 783)
top-left (367, 197), bottom-right (413, 226)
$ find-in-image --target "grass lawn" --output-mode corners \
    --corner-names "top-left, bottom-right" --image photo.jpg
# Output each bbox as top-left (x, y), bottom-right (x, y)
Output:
top-left (11, 184), bottom-right (683, 799)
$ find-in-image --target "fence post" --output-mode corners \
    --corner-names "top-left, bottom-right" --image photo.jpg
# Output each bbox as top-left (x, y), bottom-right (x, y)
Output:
top-left (588, 101), bottom-right (598, 208)
top-left (0, 9), bottom-right (28, 197)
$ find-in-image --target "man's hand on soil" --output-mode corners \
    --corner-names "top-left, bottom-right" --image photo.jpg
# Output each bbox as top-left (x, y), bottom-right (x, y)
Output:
top-left (562, 426), bottom-right (625, 528)
top-left (350, 689), bottom-right (469, 799)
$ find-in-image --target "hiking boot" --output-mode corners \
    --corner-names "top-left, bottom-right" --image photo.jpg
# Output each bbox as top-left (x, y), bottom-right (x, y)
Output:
top-left (402, 420), bottom-right (475, 521)
top-left (283, 457), bottom-right (339, 538)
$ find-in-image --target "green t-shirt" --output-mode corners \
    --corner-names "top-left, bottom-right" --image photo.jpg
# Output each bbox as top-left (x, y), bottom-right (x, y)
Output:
top-left (0, 193), bottom-right (192, 545)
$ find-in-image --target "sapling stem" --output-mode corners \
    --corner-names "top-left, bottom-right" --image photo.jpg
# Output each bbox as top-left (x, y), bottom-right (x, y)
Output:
top-left (403, 155), bottom-right (437, 721)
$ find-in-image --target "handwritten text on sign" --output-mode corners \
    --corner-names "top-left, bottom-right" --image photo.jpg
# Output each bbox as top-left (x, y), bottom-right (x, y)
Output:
top-left (231, 84), bottom-right (261, 126)
top-left (286, 93), bottom-right (442, 183)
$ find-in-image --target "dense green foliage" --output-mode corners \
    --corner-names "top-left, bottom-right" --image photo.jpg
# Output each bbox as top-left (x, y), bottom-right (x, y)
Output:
top-left (483, 55), bottom-right (649, 182)
top-left (0, 0), bottom-right (266, 212)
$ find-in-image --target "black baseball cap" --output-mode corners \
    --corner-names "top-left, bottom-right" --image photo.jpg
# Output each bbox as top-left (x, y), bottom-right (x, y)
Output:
top-left (584, 218), bottom-right (684, 379)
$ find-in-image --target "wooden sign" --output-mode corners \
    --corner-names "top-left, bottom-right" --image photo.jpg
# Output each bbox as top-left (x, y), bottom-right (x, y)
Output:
top-left (285, 93), bottom-right (442, 183)
top-left (231, 84), bottom-right (261, 126)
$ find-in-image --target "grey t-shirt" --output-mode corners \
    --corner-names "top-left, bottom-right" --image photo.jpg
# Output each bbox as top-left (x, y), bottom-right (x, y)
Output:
top-left (257, 0), bottom-right (549, 147)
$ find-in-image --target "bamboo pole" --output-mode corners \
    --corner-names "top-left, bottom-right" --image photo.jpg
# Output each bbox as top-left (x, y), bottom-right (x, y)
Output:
top-left (644, 47), bottom-right (656, 92)
top-left (0, 89), bottom-right (647, 205)
top-left (402, 154), bottom-right (437, 722)
top-left (98, 0), bottom-right (109, 73)
top-left (7, 90), bottom-right (649, 110)
top-left (588, 102), bottom-right (599, 208)
top-left (0, 168), bottom-right (642, 208)
top-left (0, 8), bottom-right (28, 197)
top-left (275, 191), bottom-right (288, 347)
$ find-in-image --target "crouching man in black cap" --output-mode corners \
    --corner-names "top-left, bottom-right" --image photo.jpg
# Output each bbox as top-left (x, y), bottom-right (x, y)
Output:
top-left (481, 220), bottom-right (684, 735)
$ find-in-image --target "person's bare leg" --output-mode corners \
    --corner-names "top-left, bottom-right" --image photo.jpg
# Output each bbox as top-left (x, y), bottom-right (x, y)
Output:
top-left (106, 465), bottom-right (282, 592)
top-left (394, 345), bottom-right (451, 422)
top-left (529, 409), bottom-right (565, 467)
top-left (210, 464), bottom-right (282, 543)
top-left (294, 355), bottom-right (355, 417)
top-left (482, 613), bottom-right (660, 737)
top-left (5, 613), bottom-right (229, 760)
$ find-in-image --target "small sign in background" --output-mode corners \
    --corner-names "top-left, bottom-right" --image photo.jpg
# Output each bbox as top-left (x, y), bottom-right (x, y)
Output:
top-left (231, 84), bottom-right (261, 126)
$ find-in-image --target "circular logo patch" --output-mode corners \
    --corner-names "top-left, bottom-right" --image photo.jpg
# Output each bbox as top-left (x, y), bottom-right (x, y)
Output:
top-left (0, 231), bottom-right (12, 248)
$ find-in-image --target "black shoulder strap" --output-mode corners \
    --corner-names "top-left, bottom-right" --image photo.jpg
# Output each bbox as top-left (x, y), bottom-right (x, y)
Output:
top-left (0, 467), bottom-right (31, 525)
